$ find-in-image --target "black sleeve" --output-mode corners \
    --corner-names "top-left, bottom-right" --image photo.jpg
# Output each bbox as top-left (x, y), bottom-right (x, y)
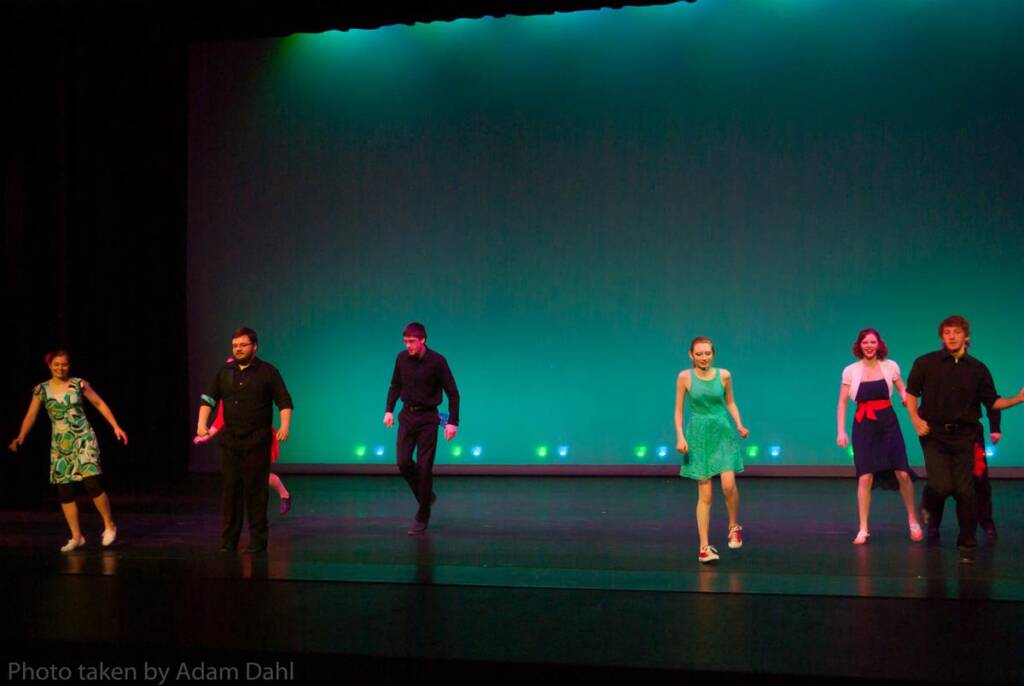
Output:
top-left (442, 359), bottom-right (460, 426)
top-left (987, 407), bottom-right (1002, 434)
top-left (385, 355), bottom-right (402, 413)
top-left (270, 367), bottom-right (294, 411)
top-left (977, 364), bottom-right (998, 412)
top-left (906, 357), bottom-right (925, 397)
top-left (201, 368), bottom-right (224, 407)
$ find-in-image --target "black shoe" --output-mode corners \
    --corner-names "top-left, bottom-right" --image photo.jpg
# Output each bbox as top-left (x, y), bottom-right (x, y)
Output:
top-left (407, 520), bottom-right (428, 535)
top-left (982, 524), bottom-right (998, 538)
top-left (219, 543), bottom-right (236, 553)
top-left (958, 546), bottom-right (976, 564)
top-left (245, 543), bottom-right (267, 553)
top-left (279, 496), bottom-right (291, 515)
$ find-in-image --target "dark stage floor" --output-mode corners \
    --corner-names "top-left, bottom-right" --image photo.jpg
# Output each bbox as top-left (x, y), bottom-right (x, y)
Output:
top-left (3, 476), bottom-right (1022, 684)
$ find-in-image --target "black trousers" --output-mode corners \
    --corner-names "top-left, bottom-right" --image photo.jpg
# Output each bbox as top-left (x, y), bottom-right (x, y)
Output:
top-left (220, 440), bottom-right (271, 548)
top-left (396, 409), bottom-right (439, 523)
top-left (919, 428), bottom-right (977, 548)
top-left (925, 470), bottom-right (994, 530)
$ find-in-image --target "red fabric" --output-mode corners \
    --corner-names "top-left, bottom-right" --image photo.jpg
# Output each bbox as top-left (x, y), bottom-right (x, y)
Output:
top-left (973, 442), bottom-right (987, 478)
top-left (854, 398), bottom-right (892, 423)
top-left (211, 402), bottom-right (225, 432)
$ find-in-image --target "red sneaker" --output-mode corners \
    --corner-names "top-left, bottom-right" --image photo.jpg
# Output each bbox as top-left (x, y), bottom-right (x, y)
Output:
top-left (728, 525), bottom-right (743, 549)
top-left (698, 545), bottom-right (720, 563)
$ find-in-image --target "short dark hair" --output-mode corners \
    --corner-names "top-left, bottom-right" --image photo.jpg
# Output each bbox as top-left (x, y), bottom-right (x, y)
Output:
top-left (231, 327), bottom-right (258, 345)
top-left (852, 328), bottom-right (888, 360)
top-left (403, 322), bottom-right (427, 339)
top-left (938, 315), bottom-right (970, 338)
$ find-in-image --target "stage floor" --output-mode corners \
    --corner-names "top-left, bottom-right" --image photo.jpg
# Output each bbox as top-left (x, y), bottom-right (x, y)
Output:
top-left (3, 475), bottom-right (1022, 684)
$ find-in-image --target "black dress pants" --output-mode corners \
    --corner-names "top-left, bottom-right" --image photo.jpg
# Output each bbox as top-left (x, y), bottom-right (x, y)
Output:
top-left (220, 440), bottom-right (271, 549)
top-left (396, 408), bottom-right (439, 523)
top-left (923, 472), bottom-right (994, 530)
top-left (919, 427), bottom-right (977, 548)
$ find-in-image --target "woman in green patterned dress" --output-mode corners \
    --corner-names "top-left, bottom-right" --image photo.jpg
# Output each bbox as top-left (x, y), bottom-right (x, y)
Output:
top-left (8, 351), bottom-right (128, 551)
top-left (674, 337), bottom-right (750, 563)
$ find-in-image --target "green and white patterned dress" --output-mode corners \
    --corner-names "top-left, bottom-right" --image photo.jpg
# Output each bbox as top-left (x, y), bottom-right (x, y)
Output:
top-left (33, 378), bottom-right (102, 484)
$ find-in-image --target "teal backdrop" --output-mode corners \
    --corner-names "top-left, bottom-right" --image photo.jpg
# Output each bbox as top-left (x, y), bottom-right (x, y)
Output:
top-left (187, 0), bottom-right (1023, 468)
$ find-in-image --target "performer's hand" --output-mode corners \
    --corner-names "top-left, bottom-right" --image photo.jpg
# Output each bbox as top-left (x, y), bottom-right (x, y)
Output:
top-left (383, 412), bottom-right (394, 428)
top-left (836, 431), bottom-right (849, 449)
top-left (275, 427), bottom-right (289, 442)
top-left (737, 425), bottom-right (750, 439)
top-left (912, 418), bottom-right (930, 437)
top-left (444, 424), bottom-right (457, 441)
top-left (991, 432), bottom-right (1002, 445)
top-left (676, 438), bottom-right (688, 454)
top-left (8, 437), bottom-right (22, 453)
top-left (114, 428), bottom-right (128, 445)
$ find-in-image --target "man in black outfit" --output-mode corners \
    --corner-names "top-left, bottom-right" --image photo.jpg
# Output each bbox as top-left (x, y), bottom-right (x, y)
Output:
top-left (921, 407), bottom-right (1001, 538)
top-left (906, 315), bottom-right (1022, 563)
top-left (384, 322), bottom-right (459, 535)
top-left (196, 327), bottom-right (293, 553)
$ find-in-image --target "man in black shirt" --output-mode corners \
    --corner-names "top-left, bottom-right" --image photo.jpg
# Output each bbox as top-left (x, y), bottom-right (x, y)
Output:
top-left (197, 327), bottom-right (293, 553)
top-left (906, 315), bottom-right (1023, 563)
top-left (384, 322), bottom-right (459, 535)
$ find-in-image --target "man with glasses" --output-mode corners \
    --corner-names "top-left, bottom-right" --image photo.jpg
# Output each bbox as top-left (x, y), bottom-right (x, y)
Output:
top-left (197, 327), bottom-right (293, 553)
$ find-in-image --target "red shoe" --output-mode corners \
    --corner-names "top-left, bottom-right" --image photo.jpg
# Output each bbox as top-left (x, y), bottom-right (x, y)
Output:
top-left (728, 525), bottom-right (744, 549)
top-left (698, 545), bottom-right (720, 563)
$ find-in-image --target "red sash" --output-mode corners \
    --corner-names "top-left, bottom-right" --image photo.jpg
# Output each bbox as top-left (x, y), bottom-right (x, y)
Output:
top-left (855, 399), bottom-right (891, 423)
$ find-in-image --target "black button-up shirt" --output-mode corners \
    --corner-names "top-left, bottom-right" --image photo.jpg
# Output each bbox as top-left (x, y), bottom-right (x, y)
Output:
top-left (385, 348), bottom-right (460, 425)
top-left (203, 358), bottom-right (293, 442)
top-left (906, 349), bottom-right (998, 426)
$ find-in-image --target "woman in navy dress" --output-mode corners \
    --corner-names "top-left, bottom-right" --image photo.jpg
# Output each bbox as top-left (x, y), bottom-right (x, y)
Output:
top-left (837, 329), bottom-right (922, 544)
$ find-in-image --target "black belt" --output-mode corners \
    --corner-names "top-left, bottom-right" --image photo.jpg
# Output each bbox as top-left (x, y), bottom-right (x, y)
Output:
top-left (936, 422), bottom-right (975, 433)
top-left (404, 404), bottom-right (436, 413)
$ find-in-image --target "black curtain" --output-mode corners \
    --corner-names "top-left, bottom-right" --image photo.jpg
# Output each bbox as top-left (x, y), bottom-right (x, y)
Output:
top-left (2, 5), bottom-right (189, 504)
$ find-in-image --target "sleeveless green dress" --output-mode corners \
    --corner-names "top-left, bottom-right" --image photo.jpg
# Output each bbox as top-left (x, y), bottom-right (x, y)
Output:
top-left (680, 369), bottom-right (744, 480)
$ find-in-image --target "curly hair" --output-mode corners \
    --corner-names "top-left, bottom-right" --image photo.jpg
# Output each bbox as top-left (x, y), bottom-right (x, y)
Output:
top-left (852, 329), bottom-right (888, 360)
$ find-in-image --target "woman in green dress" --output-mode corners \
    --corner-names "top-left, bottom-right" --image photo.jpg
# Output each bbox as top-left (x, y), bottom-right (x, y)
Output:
top-left (9, 351), bottom-right (128, 551)
top-left (674, 337), bottom-right (750, 563)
